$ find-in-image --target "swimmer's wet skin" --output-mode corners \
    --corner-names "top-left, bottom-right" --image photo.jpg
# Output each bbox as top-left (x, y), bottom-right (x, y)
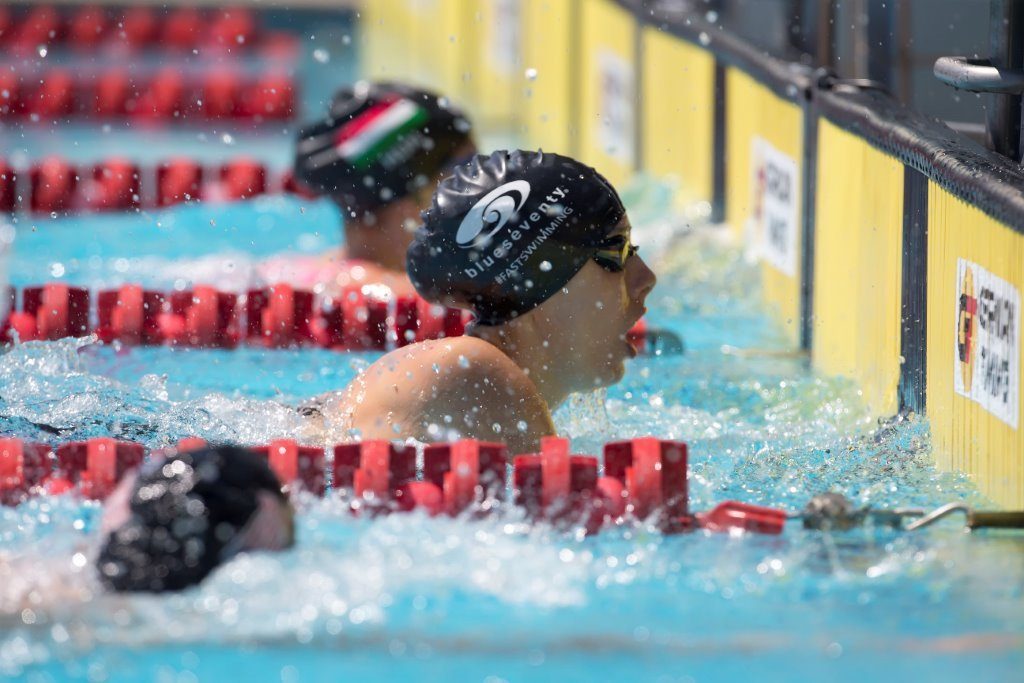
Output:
top-left (289, 81), bottom-right (476, 288)
top-left (325, 150), bottom-right (656, 454)
top-left (96, 445), bottom-right (294, 593)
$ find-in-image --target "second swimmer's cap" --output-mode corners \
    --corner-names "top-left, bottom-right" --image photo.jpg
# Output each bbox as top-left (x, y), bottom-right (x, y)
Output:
top-left (407, 150), bottom-right (626, 325)
top-left (294, 81), bottom-right (473, 215)
top-left (96, 445), bottom-right (288, 593)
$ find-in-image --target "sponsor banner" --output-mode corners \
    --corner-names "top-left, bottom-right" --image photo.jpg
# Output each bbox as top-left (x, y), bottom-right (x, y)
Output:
top-left (597, 50), bottom-right (635, 166)
top-left (955, 258), bottom-right (1020, 428)
top-left (750, 137), bottom-right (799, 277)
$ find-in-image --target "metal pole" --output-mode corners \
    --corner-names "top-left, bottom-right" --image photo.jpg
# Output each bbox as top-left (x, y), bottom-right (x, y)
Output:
top-left (787, 0), bottom-right (805, 55)
top-left (988, 0), bottom-right (1024, 161)
top-left (816, 0), bottom-right (836, 69)
top-left (867, 0), bottom-right (895, 89)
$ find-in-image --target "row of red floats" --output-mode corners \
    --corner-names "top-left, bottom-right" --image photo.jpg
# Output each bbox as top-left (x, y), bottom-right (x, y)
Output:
top-left (1, 281), bottom-right (650, 352)
top-left (0, 157), bottom-right (311, 215)
top-left (0, 5), bottom-right (294, 56)
top-left (0, 282), bottom-right (477, 351)
top-left (2, 282), bottom-right (650, 352)
top-left (0, 68), bottom-right (295, 123)
top-left (0, 435), bottom-right (789, 536)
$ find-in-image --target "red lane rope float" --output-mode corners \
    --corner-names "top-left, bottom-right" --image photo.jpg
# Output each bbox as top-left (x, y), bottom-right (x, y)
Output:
top-left (9, 284), bottom-right (91, 341)
top-left (96, 285), bottom-right (165, 345)
top-left (334, 441), bottom-right (417, 508)
top-left (29, 157), bottom-right (78, 214)
top-left (0, 69), bottom-right (296, 124)
top-left (80, 159), bottom-right (141, 212)
top-left (156, 158), bottom-right (204, 207)
top-left (214, 158), bottom-right (268, 202)
top-left (51, 438), bottom-right (145, 499)
top-left (254, 439), bottom-right (326, 497)
top-left (604, 437), bottom-right (689, 531)
top-left (0, 6), bottom-right (296, 56)
top-left (0, 436), bottom-right (787, 536)
top-left (0, 438), bottom-right (51, 506)
top-left (0, 160), bottom-right (15, 213)
top-left (1, 156), bottom-right (309, 215)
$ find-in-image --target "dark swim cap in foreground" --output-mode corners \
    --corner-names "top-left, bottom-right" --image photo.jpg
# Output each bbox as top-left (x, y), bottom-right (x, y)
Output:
top-left (294, 81), bottom-right (472, 215)
top-left (407, 150), bottom-right (627, 325)
top-left (96, 445), bottom-right (286, 593)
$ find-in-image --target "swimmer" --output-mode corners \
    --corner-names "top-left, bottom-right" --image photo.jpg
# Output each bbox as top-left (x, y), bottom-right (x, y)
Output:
top-left (317, 150), bottom-right (656, 454)
top-left (95, 445), bottom-right (294, 592)
top-left (268, 82), bottom-right (476, 295)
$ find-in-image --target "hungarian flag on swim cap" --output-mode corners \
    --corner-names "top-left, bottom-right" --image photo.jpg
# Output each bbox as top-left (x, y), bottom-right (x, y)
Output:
top-left (294, 81), bottom-right (472, 215)
top-left (332, 97), bottom-right (429, 170)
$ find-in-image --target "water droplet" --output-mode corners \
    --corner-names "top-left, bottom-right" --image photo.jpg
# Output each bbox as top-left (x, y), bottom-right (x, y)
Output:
top-left (221, 132), bottom-right (235, 145)
top-left (525, 67), bottom-right (538, 81)
top-left (699, 32), bottom-right (711, 46)
top-left (37, 45), bottom-right (48, 58)
top-left (313, 48), bottom-right (330, 64)
top-left (516, 420), bottom-right (528, 432)
top-left (706, 10), bottom-right (719, 23)
top-left (458, 355), bottom-right (470, 368)
top-left (539, 261), bottom-right (552, 272)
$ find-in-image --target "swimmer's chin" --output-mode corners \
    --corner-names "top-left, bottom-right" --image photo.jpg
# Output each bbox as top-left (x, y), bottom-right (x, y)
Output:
top-left (591, 360), bottom-right (627, 389)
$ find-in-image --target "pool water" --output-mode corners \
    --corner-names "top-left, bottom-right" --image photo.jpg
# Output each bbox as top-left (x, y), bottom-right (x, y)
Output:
top-left (1, 184), bottom-right (1022, 683)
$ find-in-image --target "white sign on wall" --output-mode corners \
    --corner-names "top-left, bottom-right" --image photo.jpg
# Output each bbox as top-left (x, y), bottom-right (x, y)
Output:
top-left (954, 258), bottom-right (1020, 429)
top-left (750, 137), bottom-right (799, 277)
top-left (597, 50), bottom-right (635, 166)
top-left (489, 0), bottom-right (520, 74)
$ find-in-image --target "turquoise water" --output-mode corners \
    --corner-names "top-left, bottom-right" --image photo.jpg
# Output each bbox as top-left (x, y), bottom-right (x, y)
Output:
top-left (1, 190), bottom-right (1022, 683)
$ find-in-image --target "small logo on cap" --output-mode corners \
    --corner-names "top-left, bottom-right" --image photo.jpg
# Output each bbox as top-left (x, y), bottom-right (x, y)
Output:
top-left (456, 180), bottom-right (531, 248)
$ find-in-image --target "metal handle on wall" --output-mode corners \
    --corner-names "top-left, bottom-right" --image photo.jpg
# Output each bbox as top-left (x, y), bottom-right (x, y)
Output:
top-left (933, 56), bottom-right (1024, 94)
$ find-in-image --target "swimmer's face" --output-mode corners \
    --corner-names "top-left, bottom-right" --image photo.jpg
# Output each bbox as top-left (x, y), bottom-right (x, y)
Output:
top-left (545, 217), bottom-right (656, 390)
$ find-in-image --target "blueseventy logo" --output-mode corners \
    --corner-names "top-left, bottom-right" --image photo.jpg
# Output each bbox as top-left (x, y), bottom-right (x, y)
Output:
top-left (456, 180), bottom-right (531, 249)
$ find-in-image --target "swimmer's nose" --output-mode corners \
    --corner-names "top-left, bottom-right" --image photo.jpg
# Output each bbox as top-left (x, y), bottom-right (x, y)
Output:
top-left (627, 255), bottom-right (657, 303)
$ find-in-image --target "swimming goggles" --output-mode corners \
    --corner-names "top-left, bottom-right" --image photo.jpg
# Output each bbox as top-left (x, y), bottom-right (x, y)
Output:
top-left (592, 234), bottom-right (639, 272)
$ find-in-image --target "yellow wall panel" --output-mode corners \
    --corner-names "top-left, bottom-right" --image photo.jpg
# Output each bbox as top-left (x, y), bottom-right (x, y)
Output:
top-left (725, 68), bottom-right (804, 345)
top-left (812, 120), bottom-right (904, 418)
top-left (640, 26), bottom-right (715, 208)
top-left (520, 0), bottom-right (577, 155)
top-left (578, 0), bottom-right (637, 188)
top-left (407, 0), bottom-right (467, 98)
top-left (460, 0), bottom-right (521, 129)
top-left (927, 183), bottom-right (1024, 508)
top-left (359, 0), bottom-right (417, 82)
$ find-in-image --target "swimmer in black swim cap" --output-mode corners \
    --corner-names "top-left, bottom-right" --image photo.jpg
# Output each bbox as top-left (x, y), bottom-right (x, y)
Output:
top-left (286, 82), bottom-right (476, 293)
top-left (96, 445), bottom-right (294, 593)
top-left (324, 150), bottom-right (656, 454)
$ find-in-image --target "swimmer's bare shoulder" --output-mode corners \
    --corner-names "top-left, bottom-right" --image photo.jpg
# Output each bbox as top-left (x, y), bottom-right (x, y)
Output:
top-left (339, 336), bottom-right (554, 454)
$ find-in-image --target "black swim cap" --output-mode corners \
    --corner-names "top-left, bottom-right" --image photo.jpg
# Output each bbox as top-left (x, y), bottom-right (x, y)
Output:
top-left (294, 81), bottom-right (473, 216)
top-left (407, 150), bottom-right (626, 325)
top-left (96, 445), bottom-right (286, 593)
